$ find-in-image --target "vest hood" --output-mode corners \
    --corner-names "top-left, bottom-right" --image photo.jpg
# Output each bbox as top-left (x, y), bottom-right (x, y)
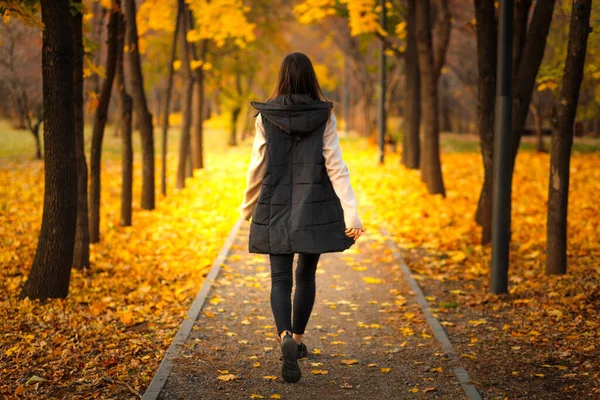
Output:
top-left (251, 94), bottom-right (333, 136)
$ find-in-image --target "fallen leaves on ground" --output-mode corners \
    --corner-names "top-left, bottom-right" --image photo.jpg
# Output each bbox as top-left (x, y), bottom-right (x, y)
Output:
top-left (310, 369), bottom-right (328, 375)
top-left (346, 141), bottom-right (600, 397)
top-left (217, 374), bottom-right (240, 382)
top-left (0, 144), bottom-right (247, 398)
top-left (3, 133), bottom-right (599, 399)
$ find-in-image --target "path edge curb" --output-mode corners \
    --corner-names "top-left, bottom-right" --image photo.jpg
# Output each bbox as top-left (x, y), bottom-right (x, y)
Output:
top-left (142, 217), bottom-right (244, 400)
top-left (380, 227), bottom-right (483, 400)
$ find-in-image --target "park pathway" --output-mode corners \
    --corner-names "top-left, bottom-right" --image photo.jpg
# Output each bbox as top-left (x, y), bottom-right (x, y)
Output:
top-left (154, 221), bottom-right (469, 399)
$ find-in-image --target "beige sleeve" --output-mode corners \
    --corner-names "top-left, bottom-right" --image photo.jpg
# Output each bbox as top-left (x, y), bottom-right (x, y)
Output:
top-left (323, 112), bottom-right (363, 229)
top-left (239, 114), bottom-right (267, 220)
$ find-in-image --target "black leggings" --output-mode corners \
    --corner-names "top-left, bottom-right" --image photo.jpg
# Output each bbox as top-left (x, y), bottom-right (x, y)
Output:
top-left (269, 253), bottom-right (320, 336)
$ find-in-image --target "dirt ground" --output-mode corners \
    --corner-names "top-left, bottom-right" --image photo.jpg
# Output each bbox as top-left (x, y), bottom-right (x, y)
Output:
top-left (157, 222), bottom-right (469, 399)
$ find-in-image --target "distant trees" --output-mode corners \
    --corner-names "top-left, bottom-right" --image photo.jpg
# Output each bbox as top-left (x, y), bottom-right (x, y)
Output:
top-left (0, 20), bottom-right (43, 159)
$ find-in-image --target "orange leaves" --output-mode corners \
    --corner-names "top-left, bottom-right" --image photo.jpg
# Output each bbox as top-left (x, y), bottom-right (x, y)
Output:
top-left (294, 0), bottom-right (384, 37)
top-left (118, 310), bottom-right (135, 326)
top-left (345, 139), bottom-right (600, 393)
top-left (0, 136), bottom-right (249, 397)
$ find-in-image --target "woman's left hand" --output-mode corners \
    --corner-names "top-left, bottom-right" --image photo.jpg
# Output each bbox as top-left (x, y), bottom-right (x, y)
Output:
top-left (345, 227), bottom-right (365, 240)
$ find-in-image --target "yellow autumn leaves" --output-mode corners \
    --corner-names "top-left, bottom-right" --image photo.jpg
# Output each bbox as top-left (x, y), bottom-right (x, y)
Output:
top-left (136, 0), bottom-right (256, 54)
top-left (186, 0), bottom-right (255, 48)
top-left (0, 134), bottom-right (249, 398)
top-left (294, 0), bottom-right (399, 37)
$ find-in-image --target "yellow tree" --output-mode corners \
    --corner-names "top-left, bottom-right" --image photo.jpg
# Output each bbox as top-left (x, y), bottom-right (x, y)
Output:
top-left (185, 0), bottom-right (255, 169)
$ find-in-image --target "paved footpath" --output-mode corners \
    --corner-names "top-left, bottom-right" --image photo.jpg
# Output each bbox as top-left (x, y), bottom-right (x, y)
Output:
top-left (156, 222), bottom-right (468, 399)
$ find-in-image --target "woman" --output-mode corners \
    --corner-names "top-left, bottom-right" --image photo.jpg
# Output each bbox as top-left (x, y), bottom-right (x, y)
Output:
top-left (240, 52), bottom-right (364, 383)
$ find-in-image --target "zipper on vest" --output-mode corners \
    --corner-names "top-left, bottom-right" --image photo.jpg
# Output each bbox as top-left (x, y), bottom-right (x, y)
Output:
top-left (289, 137), bottom-right (294, 233)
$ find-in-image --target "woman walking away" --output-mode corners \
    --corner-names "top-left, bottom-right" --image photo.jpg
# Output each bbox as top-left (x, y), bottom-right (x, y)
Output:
top-left (240, 52), bottom-right (364, 383)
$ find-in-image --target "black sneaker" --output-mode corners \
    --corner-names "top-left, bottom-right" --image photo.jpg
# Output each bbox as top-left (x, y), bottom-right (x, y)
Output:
top-left (297, 342), bottom-right (308, 359)
top-left (280, 332), bottom-right (301, 383)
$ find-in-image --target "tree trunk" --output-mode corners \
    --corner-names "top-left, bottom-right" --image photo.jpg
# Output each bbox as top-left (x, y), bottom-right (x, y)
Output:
top-left (473, 0), bottom-right (497, 245)
top-left (177, 82), bottom-right (193, 189)
top-left (530, 93), bottom-right (546, 153)
top-left (191, 39), bottom-right (208, 169)
top-left (475, 0), bottom-right (554, 230)
top-left (402, 0), bottom-right (420, 170)
top-left (510, 1), bottom-right (555, 168)
top-left (229, 106), bottom-right (241, 146)
top-left (91, 3), bottom-right (106, 96)
top-left (116, 5), bottom-right (133, 227)
top-left (160, 4), bottom-right (181, 197)
top-left (32, 127), bottom-right (42, 160)
top-left (439, 76), bottom-right (452, 132)
top-left (20, 0), bottom-right (77, 300)
top-left (123, 0), bottom-right (155, 210)
top-left (19, 91), bottom-right (44, 160)
top-left (186, 3), bottom-right (207, 169)
top-left (177, 3), bottom-right (194, 189)
top-left (512, 0), bottom-right (532, 86)
top-left (186, 145), bottom-right (193, 178)
top-left (415, 0), bottom-right (448, 196)
top-left (113, 118), bottom-right (121, 137)
top-left (71, 0), bottom-right (90, 270)
top-left (89, 2), bottom-right (119, 244)
top-left (343, 59), bottom-right (351, 134)
top-left (546, 0), bottom-right (591, 276)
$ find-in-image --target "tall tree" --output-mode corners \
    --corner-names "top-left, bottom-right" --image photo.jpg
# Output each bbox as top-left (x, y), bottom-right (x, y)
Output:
top-left (89, 1), bottom-right (119, 244)
top-left (177, 1), bottom-right (194, 189)
top-left (116, 3), bottom-right (133, 227)
top-left (160, 3), bottom-right (181, 196)
top-left (20, 0), bottom-right (77, 300)
top-left (473, 0), bottom-right (497, 245)
top-left (123, 0), bottom-right (155, 210)
top-left (510, 2), bottom-right (555, 164)
top-left (189, 31), bottom-right (208, 170)
top-left (415, 0), bottom-right (450, 196)
top-left (546, 0), bottom-right (592, 275)
top-left (71, 0), bottom-right (90, 270)
top-left (474, 1), bottom-right (555, 244)
top-left (401, 0), bottom-right (420, 170)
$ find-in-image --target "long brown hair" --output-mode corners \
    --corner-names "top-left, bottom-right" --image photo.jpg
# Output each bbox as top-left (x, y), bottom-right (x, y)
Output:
top-left (268, 53), bottom-right (331, 106)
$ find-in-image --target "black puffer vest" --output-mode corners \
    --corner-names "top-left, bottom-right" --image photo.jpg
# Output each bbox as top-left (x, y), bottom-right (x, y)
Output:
top-left (248, 94), bottom-right (355, 254)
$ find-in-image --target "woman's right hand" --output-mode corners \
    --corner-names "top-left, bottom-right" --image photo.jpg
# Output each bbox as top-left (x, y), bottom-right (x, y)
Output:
top-left (345, 227), bottom-right (365, 240)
